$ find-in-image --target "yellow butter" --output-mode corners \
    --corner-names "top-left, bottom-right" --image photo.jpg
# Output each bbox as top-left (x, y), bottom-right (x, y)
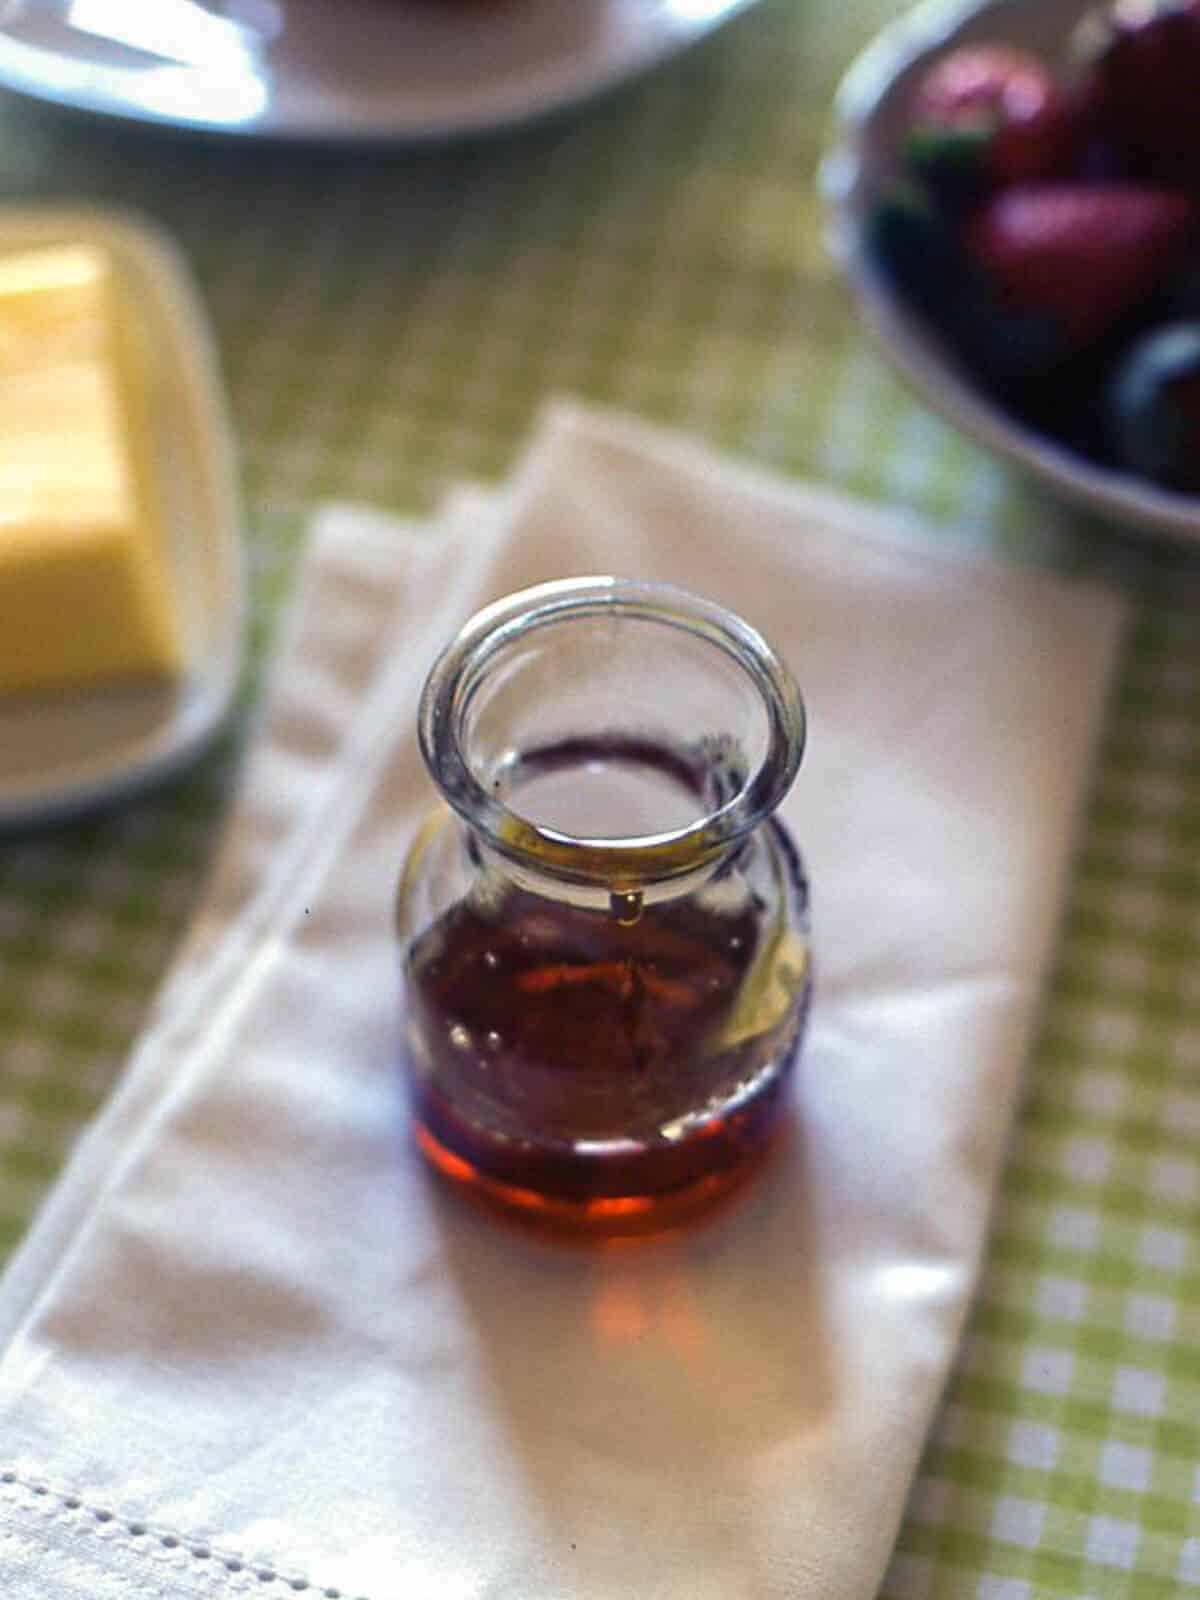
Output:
top-left (0, 243), bottom-right (181, 697)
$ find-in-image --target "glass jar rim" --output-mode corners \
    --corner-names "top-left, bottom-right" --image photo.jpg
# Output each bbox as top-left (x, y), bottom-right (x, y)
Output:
top-left (418, 577), bottom-right (806, 889)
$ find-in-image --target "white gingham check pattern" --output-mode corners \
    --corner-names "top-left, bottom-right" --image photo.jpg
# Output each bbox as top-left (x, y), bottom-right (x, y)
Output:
top-left (0, 3), bottom-right (1198, 1595)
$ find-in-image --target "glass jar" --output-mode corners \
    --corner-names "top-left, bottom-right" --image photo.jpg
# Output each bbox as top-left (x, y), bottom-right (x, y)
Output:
top-left (396, 577), bottom-right (811, 1236)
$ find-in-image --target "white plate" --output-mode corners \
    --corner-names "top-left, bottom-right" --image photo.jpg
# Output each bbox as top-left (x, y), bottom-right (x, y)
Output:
top-left (821, 0), bottom-right (1200, 545)
top-left (0, 0), bottom-right (761, 144)
top-left (0, 206), bottom-right (244, 830)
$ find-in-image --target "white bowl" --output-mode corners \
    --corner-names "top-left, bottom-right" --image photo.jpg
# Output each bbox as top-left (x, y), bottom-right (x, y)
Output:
top-left (821, 0), bottom-right (1200, 544)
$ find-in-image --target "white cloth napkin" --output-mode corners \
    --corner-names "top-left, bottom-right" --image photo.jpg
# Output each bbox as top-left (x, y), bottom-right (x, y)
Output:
top-left (0, 403), bottom-right (1125, 1600)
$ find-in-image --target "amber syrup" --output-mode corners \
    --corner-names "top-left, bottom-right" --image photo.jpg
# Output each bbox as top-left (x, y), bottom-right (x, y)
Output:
top-left (402, 737), bottom-right (809, 1237)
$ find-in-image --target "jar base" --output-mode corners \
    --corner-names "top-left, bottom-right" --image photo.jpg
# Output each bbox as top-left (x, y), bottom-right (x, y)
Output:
top-left (410, 1074), bottom-right (792, 1242)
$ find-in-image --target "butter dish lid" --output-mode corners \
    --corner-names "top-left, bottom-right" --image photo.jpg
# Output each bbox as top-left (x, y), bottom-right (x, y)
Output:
top-left (0, 204), bottom-right (245, 829)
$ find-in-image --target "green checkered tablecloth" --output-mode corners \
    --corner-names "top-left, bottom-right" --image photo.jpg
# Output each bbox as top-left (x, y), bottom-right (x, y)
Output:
top-left (0, 1), bottom-right (1198, 1594)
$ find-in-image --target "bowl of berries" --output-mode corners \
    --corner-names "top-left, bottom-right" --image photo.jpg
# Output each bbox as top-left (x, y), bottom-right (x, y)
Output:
top-left (823, 0), bottom-right (1200, 542)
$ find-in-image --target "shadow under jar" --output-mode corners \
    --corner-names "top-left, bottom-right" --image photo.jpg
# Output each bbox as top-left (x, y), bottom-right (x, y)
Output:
top-left (396, 577), bottom-right (812, 1238)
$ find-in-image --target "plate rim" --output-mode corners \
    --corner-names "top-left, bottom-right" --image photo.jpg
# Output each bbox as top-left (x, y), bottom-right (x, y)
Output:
top-left (0, 202), bottom-right (246, 831)
top-left (820, 0), bottom-right (1200, 546)
top-left (0, 0), bottom-right (763, 146)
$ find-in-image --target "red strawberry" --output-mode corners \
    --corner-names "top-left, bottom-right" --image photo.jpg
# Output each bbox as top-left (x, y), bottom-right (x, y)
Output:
top-left (907, 45), bottom-right (1078, 192)
top-left (1072, 0), bottom-right (1200, 182)
top-left (966, 183), bottom-right (1196, 349)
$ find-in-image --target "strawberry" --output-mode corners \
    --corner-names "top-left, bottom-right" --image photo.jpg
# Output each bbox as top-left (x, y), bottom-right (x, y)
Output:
top-left (1072, 0), bottom-right (1200, 183)
top-left (965, 183), bottom-right (1197, 350)
top-left (867, 184), bottom-right (1067, 381)
top-left (905, 45), bottom-right (1079, 203)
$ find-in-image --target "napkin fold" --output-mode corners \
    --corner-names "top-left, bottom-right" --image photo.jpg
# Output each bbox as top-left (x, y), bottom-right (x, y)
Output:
top-left (0, 513), bottom-right (431, 1353)
top-left (0, 403), bottom-right (1125, 1600)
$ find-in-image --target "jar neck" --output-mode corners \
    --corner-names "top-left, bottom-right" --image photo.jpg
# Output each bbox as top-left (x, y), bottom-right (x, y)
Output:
top-left (470, 826), bottom-right (745, 921)
top-left (420, 577), bottom-right (805, 900)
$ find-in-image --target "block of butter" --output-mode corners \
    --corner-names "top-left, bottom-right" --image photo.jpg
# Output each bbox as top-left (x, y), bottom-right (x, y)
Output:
top-left (0, 243), bottom-right (181, 697)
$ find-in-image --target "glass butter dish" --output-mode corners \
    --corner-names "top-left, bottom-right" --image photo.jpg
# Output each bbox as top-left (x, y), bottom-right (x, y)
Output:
top-left (0, 205), bottom-right (244, 829)
top-left (396, 578), bottom-right (812, 1238)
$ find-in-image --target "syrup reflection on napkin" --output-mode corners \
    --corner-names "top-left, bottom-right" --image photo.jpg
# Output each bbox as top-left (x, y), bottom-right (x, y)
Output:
top-left (0, 404), bottom-right (1124, 1600)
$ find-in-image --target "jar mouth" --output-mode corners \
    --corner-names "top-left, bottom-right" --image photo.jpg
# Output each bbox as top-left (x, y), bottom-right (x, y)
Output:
top-left (418, 577), bottom-right (806, 889)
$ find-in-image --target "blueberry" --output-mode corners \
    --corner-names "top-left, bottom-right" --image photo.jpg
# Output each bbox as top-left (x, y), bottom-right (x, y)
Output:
top-left (866, 180), bottom-right (1069, 385)
top-left (949, 278), bottom-right (1065, 382)
top-left (1158, 256), bottom-right (1200, 321)
top-left (1106, 322), bottom-right (1200, 490)
top-left (903, 126), bottom-right (991, 209)
top-left (865, 182), bottom-right (966, 317)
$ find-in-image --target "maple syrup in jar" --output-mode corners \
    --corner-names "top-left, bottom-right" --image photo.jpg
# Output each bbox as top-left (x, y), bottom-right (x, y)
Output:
top-left (396, 578), bottom-right (811, 1236)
